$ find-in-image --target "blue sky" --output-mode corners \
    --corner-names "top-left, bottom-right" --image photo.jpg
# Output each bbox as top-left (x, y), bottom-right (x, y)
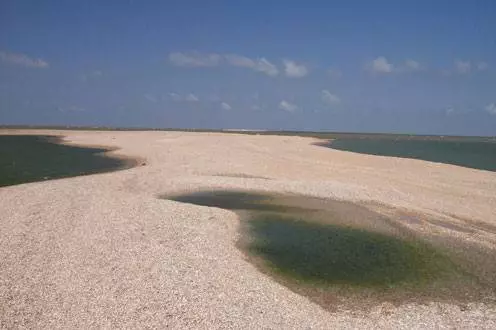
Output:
top-left (0, 0), bottom-right (495, 135)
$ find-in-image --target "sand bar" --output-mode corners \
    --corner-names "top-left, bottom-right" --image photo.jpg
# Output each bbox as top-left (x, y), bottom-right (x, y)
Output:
top-left (1, 129), bottom-right (495, 329)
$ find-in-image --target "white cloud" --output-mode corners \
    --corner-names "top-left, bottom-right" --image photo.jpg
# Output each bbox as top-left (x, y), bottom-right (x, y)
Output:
top-left (0, 50), bottom-right (49, 68)
top-left (168, 92), bottom-right (182, 102)
top-left (444, 60), bottom-right (489, 75)
top-left (221, 102), bottom-right (232, 110)
top-left (224, 54), bottom-right (278, 76)
top-left (454, 60), bottom-right (471, 74)
top-left (404, 59), bottom-right (421, 71)
top-left (485, 103), bottom-right (496, 115)
top-left (445, 107), bottom-right (455, 116)
top-left (368, 56), bottom-right (394, 73)
top-left (168, 52), bottom-right (221, 67)
top-left (477, 62), bottom-right (489, 71)
top-left (367, 57), bottom-right (424, 74)
top-left (168, 92), bottom-right (199, 102)
top-left (255, 58), bottom-right (279, 76)
top-left (283, 59), bottom-right (308, 78)
top-left (279, 100), bottom-right (298, 112)
top-left (321, 90), bottom-right (341, 105)
top-left (185, 93), bottom-right (199, 102)
top-left (169, 52), bottom-right (279, 76)
top-left (224, 54), bottom-right (255, 67)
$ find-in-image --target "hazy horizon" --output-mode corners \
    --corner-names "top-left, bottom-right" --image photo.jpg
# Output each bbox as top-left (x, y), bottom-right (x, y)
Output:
top-left (2, 124), bottom-right (496, 139)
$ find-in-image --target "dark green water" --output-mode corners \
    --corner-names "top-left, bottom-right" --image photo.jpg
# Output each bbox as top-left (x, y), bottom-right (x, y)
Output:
top-left (167, 191), bottom-right (477, 298)
top-left (323, 138), bottom-right (496, 171)
top-left (247, 214), bottom-right (455, 287)
top-left (0, 135), bottom-right (135, 187)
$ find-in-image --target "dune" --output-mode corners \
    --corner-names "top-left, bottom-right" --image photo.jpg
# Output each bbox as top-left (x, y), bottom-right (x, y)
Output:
top-left (1, 129), bottom-right (495, 329)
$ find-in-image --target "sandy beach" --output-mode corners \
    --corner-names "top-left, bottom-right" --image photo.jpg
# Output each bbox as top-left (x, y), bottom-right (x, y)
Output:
top-left (1, 129), bottom-right (495, 329)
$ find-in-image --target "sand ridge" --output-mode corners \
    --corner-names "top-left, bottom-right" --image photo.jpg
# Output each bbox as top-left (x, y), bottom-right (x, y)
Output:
top-left (1, 130), bottom-right (495, 329)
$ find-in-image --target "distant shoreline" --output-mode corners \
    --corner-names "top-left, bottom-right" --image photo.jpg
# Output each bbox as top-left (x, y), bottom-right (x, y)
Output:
top-left (2, 127), bottom-right (495, 172)
top-left (1, 125), bottom-right (495, 141)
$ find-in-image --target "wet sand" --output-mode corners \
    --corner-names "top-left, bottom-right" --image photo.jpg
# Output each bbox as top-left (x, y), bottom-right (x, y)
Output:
top-left (1, 129), bottom-right (495, 329)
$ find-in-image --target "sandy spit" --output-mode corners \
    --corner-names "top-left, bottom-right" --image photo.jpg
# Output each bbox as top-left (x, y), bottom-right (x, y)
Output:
top-left (1, 129), bottom-right (495, 329)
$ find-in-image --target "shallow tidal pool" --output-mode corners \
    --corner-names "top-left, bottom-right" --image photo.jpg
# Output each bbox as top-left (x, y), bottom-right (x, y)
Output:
top-left (166, 190), bottom-right (493, 309)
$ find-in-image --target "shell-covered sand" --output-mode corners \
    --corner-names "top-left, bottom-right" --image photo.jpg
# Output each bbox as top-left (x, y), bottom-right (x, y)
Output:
top-left (1, 130), bottom-right (495, 329)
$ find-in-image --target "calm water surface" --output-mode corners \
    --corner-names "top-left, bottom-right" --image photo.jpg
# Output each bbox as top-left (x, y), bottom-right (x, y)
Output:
top-left (320, 138), bottom-right (496, 171)
top-left (167, 190), bottom-right (493, 309)
top-left (0, 135), bottom-right (135, 187)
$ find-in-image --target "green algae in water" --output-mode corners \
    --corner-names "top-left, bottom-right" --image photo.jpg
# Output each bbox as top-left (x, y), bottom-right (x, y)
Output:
top-left (0, 135), bottom-right (134, 187)
top-left (166, 190), bottom-right (491, 308)
top-left (246, 214), bottom-right (459, 288)
top-left (168, 191), bottom-right (464, 288)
